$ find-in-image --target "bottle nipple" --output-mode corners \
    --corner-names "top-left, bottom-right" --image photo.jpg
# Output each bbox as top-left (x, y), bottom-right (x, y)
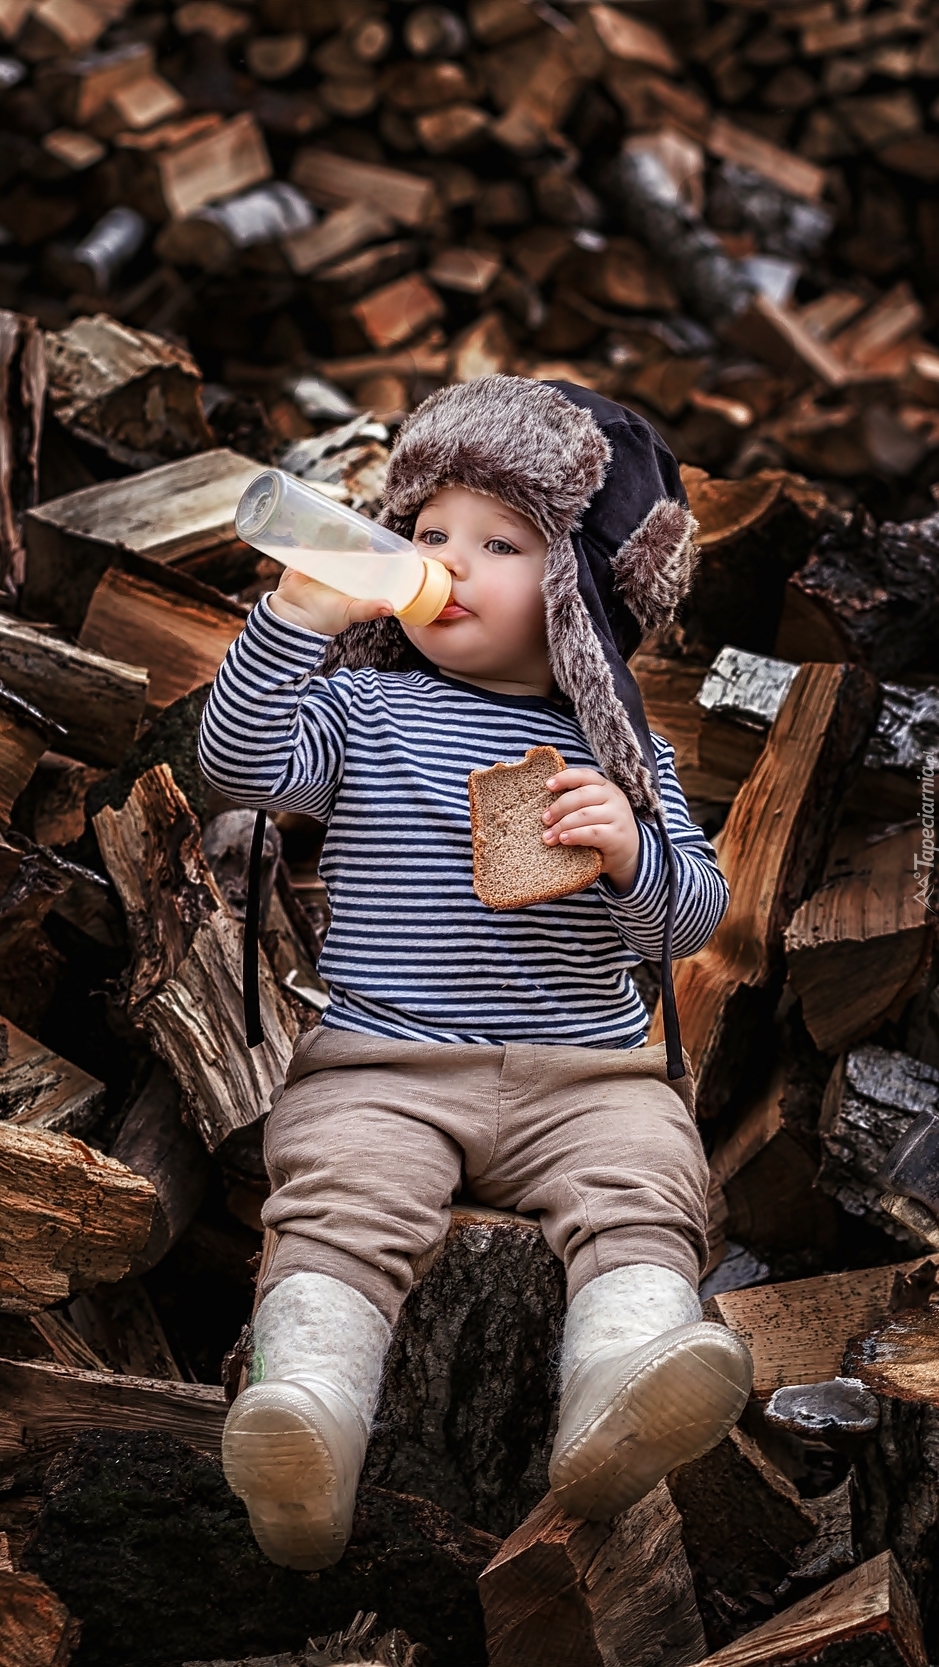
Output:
top-left (396, 558), bottom-right (452, 626)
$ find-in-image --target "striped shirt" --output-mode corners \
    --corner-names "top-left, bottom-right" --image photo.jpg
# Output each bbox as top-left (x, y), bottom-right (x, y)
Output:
top-left (199, 596), bottom-right (729, 1048)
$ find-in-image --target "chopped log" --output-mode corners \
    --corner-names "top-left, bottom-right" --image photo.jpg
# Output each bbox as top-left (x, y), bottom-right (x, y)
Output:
top-left (23, 448), bottom-right (263, 632)
top-left (133, 112), bottom-right (272, 222)
top-left (667, 1425), bottom-right (817, 1649)
top-left (784, 826), bottom-right (933, 1054)
top-left (697, 1552), bottom-right (926, 1666)
top-left (0, 1357), bottom-right (226, 1466)
top-left (0, 1121), bottom-right (155, 1313)
top-left (765, 1379), bottom-right (881, 1447)
top-left (404, 5), bottom-right (467, 58)
top-left (589, 5), bottom-right (678, 73)
top-left (695, 645), bottom-right (799, 728)
top-left (290, 147), bottom-right (439, 227)
top-left (478, 1483), bottom-right (706, 1667)
top-left (92, 763), bottom-right (298, 1153)
top-left (490, 16), bottom-right (603, 155)
top-left (0, 309), bottom-right (44, 595)
top-left (0, 1016), bottom-right (105, 1136)
top-left (775, 509), bottom-right (939, 680)
top-left (311, 236), bottom-right (419, 302)
top-left (18, 0), bottom-right (115, 60)
top-left (0, 616), bottom-right (147, 768)
top-left (704, 1256), bottom-right (939, 1401)
top-left (22, 1430), bottom-right (498, 1667)
top-left (39, 127), bottom-right (105, 169)
top-left (630, 652), bottom-right (750, 805)
top-left (647, 662), bottom-right (880, 1117)
top-left (843, 1307), bottom-right (939, 1407)
top-left (78, 568), bottom-right (244, 714)
top-left (49, 206), bottom-right (148, 296)
top-left (706, 1058), bottom-right (839, 1264)
top-left (37, 39), bottom-right (151, 123)
top-left (865, 684), bottom-right (939, 776)
top-left (0, 682), bottom-right (63, 829)
top-left (67, 1275), bottom-right (183, 1380)
top-left (156, 181), bottom-right (313, 271)
top-left (415, 103), bottom-right (491, 154)
top-left (605, 137), bottom-right (757, 328)
top-left (245, 30), bottom-right (305, 79)
top-left (706, 115), bottom-right (826, 203)
top-left (352, 272), bottom-right (444, 351)
top-left (426, 243), bottom-right (503, 291)
top-left (727, 294), bottom-right (852, 387)
top-left (110, 1060), bottom-right (209, 1275)
top-left (0, 840), bottom-right (73, 1033)
top-left (43, 314), bottom-right (213, 470)
top-left (0, 1569), bottom-right (80, 1667)
top-left (365, 1206), bottom-right (564, 1537)
top-left (92, 70), bottom-right (183, 135)
top-left (281, 200), bottom-right (395, 277)
top-left (817, 1046), bottom-right (939, 1240)
top-left (449, 309), bottom-right (516, 382)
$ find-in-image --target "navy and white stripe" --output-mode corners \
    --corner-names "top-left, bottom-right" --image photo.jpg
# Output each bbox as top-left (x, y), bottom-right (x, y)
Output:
top-left (199, 596), bottom-right (730, 1048)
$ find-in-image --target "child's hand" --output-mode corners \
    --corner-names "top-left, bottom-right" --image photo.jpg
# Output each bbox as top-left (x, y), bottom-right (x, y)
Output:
top-left (542, 767), bottom-right (641, 894)
top-left (268, 567), bottom-right (394, 638)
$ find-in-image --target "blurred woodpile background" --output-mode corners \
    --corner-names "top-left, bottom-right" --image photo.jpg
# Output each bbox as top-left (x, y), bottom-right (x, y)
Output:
top-left (1, 0), bottom-right (939, 1665)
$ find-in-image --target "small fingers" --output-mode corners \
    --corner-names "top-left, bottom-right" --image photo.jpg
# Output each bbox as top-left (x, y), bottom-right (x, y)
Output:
top-left (543, 784), bottom-right (612, 825)
top-left (543, 807), bottom-right (614, 843)
top-left (552, 825), bottom-right (606, 847)
top-left (545, 768), bottom-right (605, 793)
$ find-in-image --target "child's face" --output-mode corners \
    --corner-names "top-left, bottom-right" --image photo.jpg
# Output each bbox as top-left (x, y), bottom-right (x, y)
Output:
top-left (402, 485), bottom-right (551, 695)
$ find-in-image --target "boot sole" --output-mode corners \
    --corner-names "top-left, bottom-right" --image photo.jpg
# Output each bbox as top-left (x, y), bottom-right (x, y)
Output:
top-left (549, 1322), bottom-right (753, 1521)
top-left (222, 1382), bottom-right (354, 1570)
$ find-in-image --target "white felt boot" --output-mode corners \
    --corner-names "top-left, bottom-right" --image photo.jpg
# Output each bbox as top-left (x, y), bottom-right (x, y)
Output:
top-left (222, 1272), bottom-right (391, 1571)
top-left (549, 1264), bottom-right (753, 1521)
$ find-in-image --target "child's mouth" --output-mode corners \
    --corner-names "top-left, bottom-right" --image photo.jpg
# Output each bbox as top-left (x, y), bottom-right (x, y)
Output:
top-left (435, 601), bottom-right (472, 621)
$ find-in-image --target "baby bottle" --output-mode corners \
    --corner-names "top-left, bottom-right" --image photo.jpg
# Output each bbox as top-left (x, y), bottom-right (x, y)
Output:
top-left (235, 468), bottom-right (451, 626)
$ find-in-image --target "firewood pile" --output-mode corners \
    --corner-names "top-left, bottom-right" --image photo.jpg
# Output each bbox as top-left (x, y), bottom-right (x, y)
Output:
top-left (0, 0), bottom-right (938, 1665)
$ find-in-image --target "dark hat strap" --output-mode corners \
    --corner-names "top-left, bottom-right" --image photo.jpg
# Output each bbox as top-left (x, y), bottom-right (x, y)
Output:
top-left (243, 808), bottom-right (267, 1049)
top-left (653, 807), bottom-right (685, 1081)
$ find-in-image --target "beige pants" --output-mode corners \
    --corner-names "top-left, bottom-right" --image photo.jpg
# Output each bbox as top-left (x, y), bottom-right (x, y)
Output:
top-left (260, 1026), bottom-right (709, 1325)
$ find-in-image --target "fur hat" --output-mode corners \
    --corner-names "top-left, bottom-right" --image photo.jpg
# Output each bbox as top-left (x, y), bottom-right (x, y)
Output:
top-left (321, 375), bottom-right (699, 821)
top-left (319, 374), bottom-right (700, 1080)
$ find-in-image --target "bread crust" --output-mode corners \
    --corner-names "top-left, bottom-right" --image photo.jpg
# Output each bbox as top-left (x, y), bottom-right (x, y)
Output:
top-left (468, 745), bottom-right (604, 911)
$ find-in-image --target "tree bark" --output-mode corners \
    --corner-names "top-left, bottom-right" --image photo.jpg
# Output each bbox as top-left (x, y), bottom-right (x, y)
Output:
top-left (93, 764), bottom-right (298, 1153)
top-left (21, 1429), bottom-right (498, 1667)
top-left (363, 1205), bottom-right (565, 1539)
top-left (0, 616), bottom-right (148, 769)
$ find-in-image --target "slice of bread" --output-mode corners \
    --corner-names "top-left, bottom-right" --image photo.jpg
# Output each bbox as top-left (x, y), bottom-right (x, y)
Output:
top-left (468, 745), bottom-right (604, 910)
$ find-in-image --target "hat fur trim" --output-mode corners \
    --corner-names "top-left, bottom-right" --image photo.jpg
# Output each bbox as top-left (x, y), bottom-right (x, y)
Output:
top-left (543, 531), bottom-right (661, 816)
top-left (381, 374), bottom-right (611, 540)
top-left (611, 498), bottom-right (700, 637)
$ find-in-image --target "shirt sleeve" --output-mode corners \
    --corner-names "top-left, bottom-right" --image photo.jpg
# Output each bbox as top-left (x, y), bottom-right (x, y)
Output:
top-left (197, 593), bottom-right (352, 819)
top-left (595, 733), bottom-right (730, 960)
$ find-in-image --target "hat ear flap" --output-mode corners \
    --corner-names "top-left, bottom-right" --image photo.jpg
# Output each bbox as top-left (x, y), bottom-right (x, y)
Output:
top-left (542, 533), bottom-right (660, 816)
top-left (611, 500), bottom-right (699, 638)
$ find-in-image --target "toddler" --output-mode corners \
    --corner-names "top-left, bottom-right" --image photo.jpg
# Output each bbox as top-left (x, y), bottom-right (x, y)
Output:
top-left (199, 374), bottom-right (752, 1571)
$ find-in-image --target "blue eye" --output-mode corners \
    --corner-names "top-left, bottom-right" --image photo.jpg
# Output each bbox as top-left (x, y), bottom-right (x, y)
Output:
top-left (420, 528), bottom-right (447, 544)
top-left (487, 539), bottom-right (517, 554)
